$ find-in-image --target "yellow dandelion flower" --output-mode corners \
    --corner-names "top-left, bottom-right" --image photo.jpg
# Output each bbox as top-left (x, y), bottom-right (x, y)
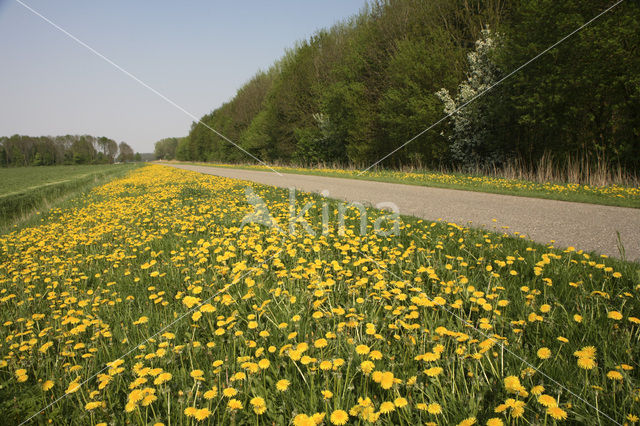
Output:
top-left (577, 357), bottom-right (596, 370)
top-left (276, 379), bottom-right (290, 391)
top-left (227, 398), bottom-right (243, 410)
top-left (427, 403), bottom-right (442, 414)
top-left (85, 401), bottom-right (102, 411)
top-left (314, 338), bottom-right (328, 348)
top-left (537, 347), bottom-right (551, 359)
top-left (379, 401), bottom-right (395, 414)
top-left (203, 387), bottom-right (218, 399)
top-left (537, 394), bottom-right (558, 408)
top-left (394, 397), bottom-right (408, 408)
top-left (250, 397), bottom-right (266, 415)
top-left (154, 372), bottom-right (172, 385)
top-left (330, 409), bottom-right (349, 425)
top-left (194, 408), bottom-right (211, 421)
top-left (65, 381), bottom-right (81, 394)
top-left (607, 370), bottom-right (623, 381)
top-left (380, 371), bottom-right (395, 389)
top-left (530, 385), bottom-right (545, 395)
top-left (546, 406), bottom-right (568, 420)
top-left (223, 387), bottom-right (238, 397)
top-left (360, 360), bottom-right (374, 374)
top-left (607, 311), bottom-right (623, 320)
top-left (355, 344), bottom-right (370, 355)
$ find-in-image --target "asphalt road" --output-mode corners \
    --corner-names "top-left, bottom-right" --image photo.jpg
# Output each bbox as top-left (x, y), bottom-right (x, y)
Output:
top-left (164, 164), bottom-right (640, 262)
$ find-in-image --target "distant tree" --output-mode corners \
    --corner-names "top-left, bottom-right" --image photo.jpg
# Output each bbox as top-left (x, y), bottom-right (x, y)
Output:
top-left (117, 142), bottom-right (134, 163)
top-left (154, 137), bottom-right (179, 160)
top-left (134, 152), bottom-right (142, 162)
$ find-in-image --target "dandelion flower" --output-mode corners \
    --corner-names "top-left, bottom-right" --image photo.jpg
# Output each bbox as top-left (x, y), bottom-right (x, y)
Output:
top-left (577, 357), bottom-right (596, 370)
top-left (355, 345), bottom-right (370, 355)
top-left (547, 406), bottom-right (568, 420)
top-left (537, 347), bottom-right (551, 359)
top-left (427, 403), bottom-right (442, 414)
top-left (65, 381), bottom-right (81, 394)
top-left (379, 401), bottom-right (395, 414)
top-left (394, 397), bottom-right (408, 408)
top-left (360, 360), bottom-right (374, 374)
top-left (223, 387), bottom-right (238, 397)
top-left (227, 399), bottom-right (243, 411)
top-left (607, 311), bottom-right (623, 320)
top-left (250, 396), bottom-right (266, 415)
top-left (314, 338), bottom-right (328, 348)
top-left (276, 379), bottom-right (290, 391)
top-left (85, 401), bottom-right (102, 411)
top-left (203, 387), bottom-right (218, 399)
top-left (537, 394), bottom-right (558, 408)
top-left (607, 370), bottom-right (623, 381)
top-left (330, 409), bottom-right (349, 425)
top-left (379, 371), bottom-right (395, 389)
top-left (154, 372), bottom-right (172, 385)
top-left (194, 408), bottom-right (211, 420)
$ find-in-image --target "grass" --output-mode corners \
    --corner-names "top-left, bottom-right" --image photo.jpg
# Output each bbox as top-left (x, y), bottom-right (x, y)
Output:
top-left (0, 164), bottom-right (638, 425)
top-left (169, 161), bottom-right (640, 209)
top-left (0, 164), bottom-right (139, 231)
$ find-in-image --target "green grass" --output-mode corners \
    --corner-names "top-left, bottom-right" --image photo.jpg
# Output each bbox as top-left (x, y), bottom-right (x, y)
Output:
top-left (170, 161), bottom-right (640, 208)
top-left (0, 164), bottom-right (140, 231)
top-left (0, 165), bottom-right (638, 425)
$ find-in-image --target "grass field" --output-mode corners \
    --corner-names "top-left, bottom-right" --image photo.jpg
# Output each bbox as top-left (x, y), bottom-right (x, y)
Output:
top-left (0, 164), bottom-right (638, 425)
top-left (0, 164), bottom-right (139, 231)
top-left (171, 161), bottom-right (640, 209)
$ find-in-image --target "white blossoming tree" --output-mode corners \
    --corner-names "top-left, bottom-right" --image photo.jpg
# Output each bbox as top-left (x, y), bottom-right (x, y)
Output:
top-left (436, 28), bottom-right (502, 169)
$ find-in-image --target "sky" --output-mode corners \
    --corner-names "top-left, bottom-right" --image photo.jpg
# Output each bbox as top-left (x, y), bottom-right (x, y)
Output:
top-left (0, 0), bottom-right (367, 153)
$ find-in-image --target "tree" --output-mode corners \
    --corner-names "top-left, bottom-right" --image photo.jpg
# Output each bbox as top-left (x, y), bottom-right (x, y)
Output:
top-left (436, 28), bottom-right (503, 169)
top-left (117, 142), bottom-right (134, 163)
top-left (154, 137), bottom-right (179, 160)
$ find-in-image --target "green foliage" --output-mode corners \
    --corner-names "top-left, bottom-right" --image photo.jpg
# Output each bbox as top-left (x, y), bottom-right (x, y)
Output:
top-left (154, 137), bottom-right (179, 160)
top-left (489, 0), bottom-right (640, 170)
top-left (178, 0), bottom-right (638, 174)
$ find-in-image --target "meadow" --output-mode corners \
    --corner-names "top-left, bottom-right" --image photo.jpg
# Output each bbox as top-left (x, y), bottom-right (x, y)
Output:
top-left (0, 164), bottom-right (138, 231)
top-left (0, 164), bottom-right (638, 425)
top-left (173, 161), bottom-right (640, 209)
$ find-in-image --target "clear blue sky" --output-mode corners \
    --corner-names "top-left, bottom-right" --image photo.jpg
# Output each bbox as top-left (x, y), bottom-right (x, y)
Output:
top-left (0, 0), bottom-right (367, 153)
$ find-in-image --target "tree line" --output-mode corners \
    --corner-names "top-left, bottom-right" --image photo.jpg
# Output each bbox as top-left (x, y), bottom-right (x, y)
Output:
top-left (0, 135), bottom-right (139, 167)
top-left (159, 0), bottom-right (639, 173)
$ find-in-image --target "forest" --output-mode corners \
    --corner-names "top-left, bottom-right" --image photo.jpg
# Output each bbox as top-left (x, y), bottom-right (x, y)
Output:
top-left (0, 134), bottom-right (138, 167)
top-left (165, 0), bottom-right (639, 174)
